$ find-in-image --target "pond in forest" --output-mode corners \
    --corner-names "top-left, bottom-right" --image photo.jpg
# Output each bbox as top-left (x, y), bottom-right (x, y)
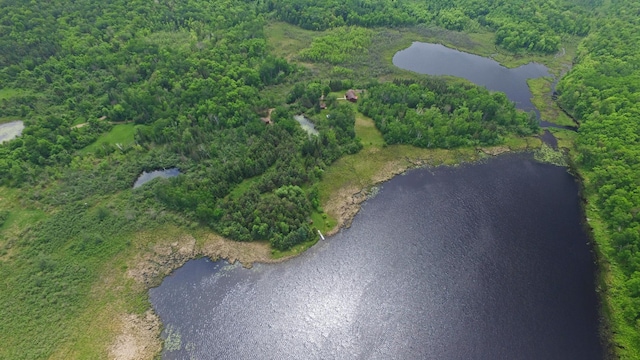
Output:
top-left (133, 168), bottom-right (180, 188)
top-left (294, 115), bottom-right (319, 136)
top-left (393, 42), bottom-right (550, 114)
top-left (0, 121), bottom-right (24, 143)
top-left (150, 154), bottom-right (603, 359)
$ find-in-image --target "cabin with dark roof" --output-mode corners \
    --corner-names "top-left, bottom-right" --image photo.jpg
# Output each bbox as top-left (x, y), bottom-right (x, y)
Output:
top-left (345, 89), bottom-right (358, 102)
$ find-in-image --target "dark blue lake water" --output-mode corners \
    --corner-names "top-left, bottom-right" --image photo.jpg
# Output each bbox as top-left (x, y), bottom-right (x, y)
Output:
top-left (150, 154), bottom-right (603, 359)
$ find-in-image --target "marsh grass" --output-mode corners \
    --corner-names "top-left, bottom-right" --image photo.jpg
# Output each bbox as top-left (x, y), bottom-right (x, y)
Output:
top-left (528, 77), bottom-right (577, 127)
top-left (548, 128), bottom-right (578, 152)
top-left (534, 143), bottom-right (568, 166)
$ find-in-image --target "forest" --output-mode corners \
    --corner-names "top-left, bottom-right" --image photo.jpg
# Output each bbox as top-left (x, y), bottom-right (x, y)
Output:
top-left (555, 0), bottom-right (640, 355)
top-left (359, 79), bottom-right (538, 148)
top-left (0, 0), bottom-right (639, 358)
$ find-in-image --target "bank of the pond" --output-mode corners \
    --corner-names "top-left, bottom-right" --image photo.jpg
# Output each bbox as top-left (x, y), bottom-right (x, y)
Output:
top-left (149, 153), bottom-right (604, 359)
top-left (112, 128), bottom-right (543, 359)
top-left (572, 167), bottom-right (618, 360)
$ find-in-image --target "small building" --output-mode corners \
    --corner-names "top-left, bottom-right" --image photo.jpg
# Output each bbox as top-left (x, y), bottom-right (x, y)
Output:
top-left (319, 95), bottom-right (327, 109)
top-left (260, 108), bottom-right (274, 125)
top-left (345, 89), bottom-right (358, 102)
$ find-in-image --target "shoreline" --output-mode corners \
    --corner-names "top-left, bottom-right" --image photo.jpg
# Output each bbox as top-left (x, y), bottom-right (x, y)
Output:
top-left (112, 143), bottom-right (543, 359)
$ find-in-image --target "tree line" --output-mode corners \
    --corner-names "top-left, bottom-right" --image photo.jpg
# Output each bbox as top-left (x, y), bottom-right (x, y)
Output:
top-left (555, 0), bottom-right (640, 355)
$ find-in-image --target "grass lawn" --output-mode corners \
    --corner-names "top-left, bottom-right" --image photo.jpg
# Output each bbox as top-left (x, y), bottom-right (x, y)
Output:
top-left (0, 88), bottom-right (25, 100)
top-left (265, 22), bottom-right (317, 61)
top-left (0, 186), bottom-right (46, 259)
top-left (81, 123), bottom-right (137, 154)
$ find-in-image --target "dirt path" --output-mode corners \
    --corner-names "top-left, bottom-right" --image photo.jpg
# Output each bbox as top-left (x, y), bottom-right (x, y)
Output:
top-left (71, 117), bottom-right (132, 129)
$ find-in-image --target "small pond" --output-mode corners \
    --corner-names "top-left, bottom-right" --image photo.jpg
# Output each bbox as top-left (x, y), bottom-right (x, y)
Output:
top-left (393, 42), bottom-right (550, 113)
top-left (294, 115), bottom-right (319, 136)
top-left (0, 121), bottom-right (24, 143)
top-left (133, 168), bottom-right (180, 188)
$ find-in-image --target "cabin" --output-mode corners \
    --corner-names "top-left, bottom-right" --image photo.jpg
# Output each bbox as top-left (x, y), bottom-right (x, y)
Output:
top-left (260, 108), bottom-right (274, 125)
top-left (319, 94), bottom-right (327, 109)
top-left (345, 89), bottom-right (358, 102)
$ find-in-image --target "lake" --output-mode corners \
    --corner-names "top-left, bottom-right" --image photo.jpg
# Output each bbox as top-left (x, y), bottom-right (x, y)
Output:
top-left (133, 168), bottom-right (180, 188)
top-left (393, 42), bottom-right (550, 114)
top-left (150, 154), bottom-right (603, 359)
top-left (0, 120), bottom-right (24, 143)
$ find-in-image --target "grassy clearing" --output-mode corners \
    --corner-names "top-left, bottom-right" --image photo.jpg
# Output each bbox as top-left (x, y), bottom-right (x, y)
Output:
top-left (316, 113), bottom-right (540, 218)
top-left (265, 22), bottom-right (317, 61)
top-left (227, 175), bottom-right (262, 200)
top-left (0, 186), bottom-right (46, 258)
top-left (0, 88), bottom-right (25, 100)
top-left (81, 123), bottom-right (137, 154)
top-left (355, 113), bottom-right (385, 147)
top-left (528, 77), bottom-right (577, 127)
top-left (46, 236), bottom-right (146, 359)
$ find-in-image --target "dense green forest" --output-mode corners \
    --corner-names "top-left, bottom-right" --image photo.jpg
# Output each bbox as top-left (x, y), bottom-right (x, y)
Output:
top-left (266, 0), bottom-right (594, 53)
top-left (555, 0), bottom-right (640, 356)
top-left (0, 0), bottom-right (639, 358)
top-left (359, 79), bottom-right (538, 148)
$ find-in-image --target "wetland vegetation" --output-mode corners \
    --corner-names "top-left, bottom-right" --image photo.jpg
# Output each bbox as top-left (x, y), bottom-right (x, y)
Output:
top-left (0, 0), bottom-right (639, 358)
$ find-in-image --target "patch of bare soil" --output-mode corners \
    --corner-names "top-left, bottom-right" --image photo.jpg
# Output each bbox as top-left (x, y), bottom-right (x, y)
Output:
top-left (199, 233), bottom-right (279, 268)
top-left (113, 229), bottom-right (296, 359)
top-left (126, 233), bottom-right (285, 289)
top-left (478, 146), bottom-right (510, 156)
top-left (127, 235), bottom-right (198, 288)
top-left (109, 310), bottom-right (161, 360)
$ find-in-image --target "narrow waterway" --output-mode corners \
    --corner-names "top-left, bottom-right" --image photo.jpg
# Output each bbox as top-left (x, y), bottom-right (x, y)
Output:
top-left (150, 154), bottom-right (603, 359)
